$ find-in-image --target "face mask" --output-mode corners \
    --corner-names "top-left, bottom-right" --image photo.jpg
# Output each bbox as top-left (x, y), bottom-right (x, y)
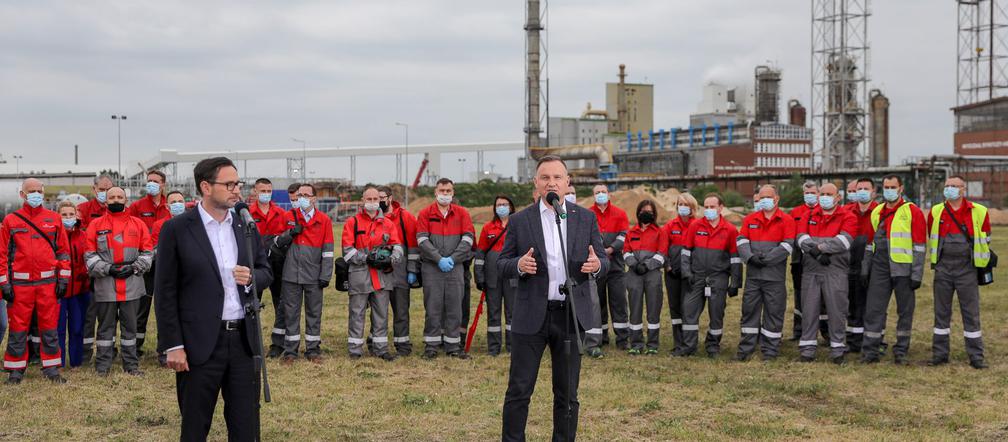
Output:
top-left (943, 186), bottom-right (961, 201)
top-left (678, 206), bottom-right (691, 217)
top-left (297, 197), bottom-right (311, 210)
top-left (258, 192), bottom-right (272, 204)
top-left (704, 208), bottom-right (719, 221)
top-left (146, 182), bottom-right (161, 196)
top-left (496, 205), bottom-right (511, 218)
top-left (169, 202), bottom-right (186, 216)
top-left (638, 211), bottom-right (655, 225)
top-left (803, 193), bottom-right (818, 206)
top-left (436, 194), bottom-right (453, 205)
top-left (25, 192), bottom-right (44, 208)
top-left (107, 202), bottom-right (126, 213)
top-left (364, 202), bottom-right (380, 213)
top-left (379, 201), bottom-right (390, 213)
top-left (758, 197), bottom-right (775, 212)
top-left (818, 195), bottom-right (836, 210)
top-left (855, 189), bottom-right (871, 203)
top-left (62, 218), bottom-right (77, 229)
top-left (595, 193), bottom-right (609, 205)
top-left (564, 194), bottom-right (577, 203)
top-left (882, 188), bottom-right (899, 202)
top-left (96, 191), bottom-right (107, 203)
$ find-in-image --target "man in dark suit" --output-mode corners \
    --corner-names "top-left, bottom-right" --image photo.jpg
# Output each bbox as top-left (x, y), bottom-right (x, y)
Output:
top-left (498, 155), bottom-right (608, 442)
top-left (155, 157), bottom-right (272, 441)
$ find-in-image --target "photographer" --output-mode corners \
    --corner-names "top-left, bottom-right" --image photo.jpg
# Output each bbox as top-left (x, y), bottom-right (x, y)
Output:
top-left (341, 187), bottom-right (403, 360)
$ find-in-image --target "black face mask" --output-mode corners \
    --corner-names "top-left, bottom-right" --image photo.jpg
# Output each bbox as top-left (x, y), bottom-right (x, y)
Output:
top-left (108, 202), bottom-right (126, 213)
top-left (379, 201), bottom-right (390, 213)
top-left (638, 211), bottom-right (655, 225)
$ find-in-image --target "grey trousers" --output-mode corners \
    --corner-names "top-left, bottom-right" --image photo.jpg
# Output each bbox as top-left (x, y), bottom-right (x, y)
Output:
top-left (799, 271), bottom-right (848, 358)
top-left (282, 281), bottom-right (323, 357)
top-left (737, 278), bottom-right (787, 358)
top-left (94, 300), bottom-right (139, 373)
top-left (932, 265), bottom-right (985, 361)
top-left (421, 266), bottom-right (464, 354)
top-left (596, 270), bottom-right (629, 348)
top-left (268, 270), bottom-right (286, 353)
top-left (863, 259), bottom-right (915, 360)
top-left (486, 283), bottom-right (516, 354)
top-left (349, 290), bottom-right (390, 356)
top-left (389, 286), bottom-right (412, 355)
top-left (664, 272), bottom-right (686, 353)
top-left (584, 276), bottom-right (596, 353)
top-left (626, 269), bottom-right (664, 350)
top-left (682, 273), bottom-right (729, 355)
top-left (82, 294), bottom-right (98, 361)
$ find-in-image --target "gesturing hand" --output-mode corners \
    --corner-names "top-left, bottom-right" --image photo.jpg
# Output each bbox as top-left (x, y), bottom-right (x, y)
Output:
top-left (581, 245), bottom-right (601, 274)
top-left (232, 265), bottom-right (252, 286)
top-left (518, 248), bottom-right (537, 275)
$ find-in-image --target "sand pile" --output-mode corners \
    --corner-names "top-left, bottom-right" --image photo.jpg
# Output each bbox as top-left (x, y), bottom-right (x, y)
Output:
top-left (989, 208), bottom-right (1008, 225)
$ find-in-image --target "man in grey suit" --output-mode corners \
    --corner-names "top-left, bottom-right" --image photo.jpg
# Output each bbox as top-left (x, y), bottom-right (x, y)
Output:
top-left (498, 155), bottom-right (608, 442)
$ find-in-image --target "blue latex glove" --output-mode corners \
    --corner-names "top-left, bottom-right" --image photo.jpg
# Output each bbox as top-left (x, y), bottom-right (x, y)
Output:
top-left (407, 272), bottom-right (418, 285)
top-left (445, 256), bottom-right (454, 270)
top-left (438, 257), bottom-right (453, 272)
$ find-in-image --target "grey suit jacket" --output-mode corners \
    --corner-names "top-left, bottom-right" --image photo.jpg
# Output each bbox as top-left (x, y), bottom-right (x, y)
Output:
top-left (497, 200), bottom-right (609, 335)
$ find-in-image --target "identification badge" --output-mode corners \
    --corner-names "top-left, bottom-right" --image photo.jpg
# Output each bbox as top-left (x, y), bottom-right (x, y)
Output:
top-left (705, 286), bottom-right (711, 297)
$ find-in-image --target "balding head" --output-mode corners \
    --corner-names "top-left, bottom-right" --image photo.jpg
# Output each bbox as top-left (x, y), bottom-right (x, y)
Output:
top-left (22, 178), bottom-right (43, 193)
top-left (820, 183), bottom-right (838, 197)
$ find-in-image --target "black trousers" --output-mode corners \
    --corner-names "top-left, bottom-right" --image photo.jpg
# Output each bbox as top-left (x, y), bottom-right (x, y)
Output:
top-left (502, 301), bottom-right (582, 442)
top-left (176, 322), bottom-right (260, 442)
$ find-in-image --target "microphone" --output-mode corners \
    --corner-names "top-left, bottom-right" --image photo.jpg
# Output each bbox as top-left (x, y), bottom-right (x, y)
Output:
top-left (545, 191), bottom-right (563, 210)
top-left (234, 202), bottom-right (257, 226)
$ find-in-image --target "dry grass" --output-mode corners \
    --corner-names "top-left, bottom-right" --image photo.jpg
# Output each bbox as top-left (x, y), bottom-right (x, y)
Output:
top-left (1, 225), bottom-right (1007, 441)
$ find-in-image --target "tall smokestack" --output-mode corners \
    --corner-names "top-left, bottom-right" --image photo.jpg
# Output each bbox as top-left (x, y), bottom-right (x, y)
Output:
top-left (525, 0), bottom-right (544, 152)
top-left (617, 64), bottom-right (627, 133)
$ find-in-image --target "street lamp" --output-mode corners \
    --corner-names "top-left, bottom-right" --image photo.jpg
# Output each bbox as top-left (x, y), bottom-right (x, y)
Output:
top-left (395, 122), bottom-right (409, 207)
top-left (112, 115), bottom-right (127, 181)
top-left (292, 138), bottom-right (307, 180)
top-left (13, 155), bottom-right (23, 176)
top-left (457, 158), bottom-right (467, 183)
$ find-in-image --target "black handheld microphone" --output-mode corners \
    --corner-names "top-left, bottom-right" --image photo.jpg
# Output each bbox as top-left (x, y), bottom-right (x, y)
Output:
top-left (545, 191), bottom-right (563, 210)
top-left (234, 202), bottom-right (257, 226)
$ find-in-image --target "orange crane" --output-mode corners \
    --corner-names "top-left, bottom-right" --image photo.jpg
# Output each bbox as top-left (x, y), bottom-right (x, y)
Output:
top-left (411, 153), bottom-right (429, 189)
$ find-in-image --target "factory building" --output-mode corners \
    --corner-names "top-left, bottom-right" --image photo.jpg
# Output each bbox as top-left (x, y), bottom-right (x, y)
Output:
top-left (606, 64), bottom-right (654, 135)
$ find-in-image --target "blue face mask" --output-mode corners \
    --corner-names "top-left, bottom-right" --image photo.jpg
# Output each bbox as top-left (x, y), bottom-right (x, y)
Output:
top-left (169, 202), bottom-right (186, 216)
top-left (943, 186), bottom-right (961, 201)
top-left (26, 192), bottom-right (44, 208)
top-left (62, 218), bottom-right (77, 229)
top-left (855, 189), bottom-right (871, 203)
top-left (258, 192), bottom-right (272, 204)
top-left (496, 205), bottom-right (511, 218)
top-left (758, 197), bottom-right (775, 212)
top-left (297, 197), bottom-right (311, 210)
top-left (678, 206), bottom-right (691, 217)
top-left (146, 182), bottom-right (161, 196)
top-left (882, 188), bottom-right (900, 202)
top-left (704, 208), bottom-right (719, 221)
top-left (804, 193), bottom-right (818, 206)
top-left (595, 193), bottom-right (609, 205)
top-left (96, 191), bottom-right (107, 203)
top-left (819, 195), bottom-right (836, 210)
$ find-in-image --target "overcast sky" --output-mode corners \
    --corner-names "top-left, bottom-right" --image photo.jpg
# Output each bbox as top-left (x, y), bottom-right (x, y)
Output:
top-left (0, 1), bottom-right (955, 184)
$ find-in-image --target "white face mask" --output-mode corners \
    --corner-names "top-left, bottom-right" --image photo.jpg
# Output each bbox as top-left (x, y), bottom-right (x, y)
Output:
top-left (564, 194), bottom-right (577, 203)
top-left (364, 202), bottom-right (380, 213)
top-left (436, 194), bottom-right (453, 205)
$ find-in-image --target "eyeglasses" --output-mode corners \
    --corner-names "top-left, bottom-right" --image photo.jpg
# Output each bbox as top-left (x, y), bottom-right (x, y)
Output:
top-left (210, 181), bottom-right (245, 191)
top-left (295, 193), bottom-right (315, 199)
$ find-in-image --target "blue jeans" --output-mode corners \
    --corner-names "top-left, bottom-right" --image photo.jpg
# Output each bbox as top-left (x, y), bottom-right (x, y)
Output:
top-left (58, 293), bottom-right (91, 368)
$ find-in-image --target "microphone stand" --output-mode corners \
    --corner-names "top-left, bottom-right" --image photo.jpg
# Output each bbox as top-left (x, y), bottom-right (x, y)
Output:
top-left (241, 220), bottom-right (272, 407)
top-left (551, 201), bottom-right (582, 442)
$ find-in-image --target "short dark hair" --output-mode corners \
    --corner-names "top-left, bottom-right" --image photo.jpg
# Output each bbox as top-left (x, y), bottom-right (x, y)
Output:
top-left (147, 169), bottom-right (167, 183)
top-left (493, 195), bottom-right (515, 221)
top-left (882, 174), bottom-right (902, 186)
top-left (704, 193), bottom-right (724, 206)
top-left (856, 177), bottom-right (874, 186)
top-left (287, 182), bottom-right (302, 194)
top-left (535, 155), bottom-right (567, 173)
top-left (636, 199), bottom-right (657, 218)
top-left (167, 190), bottom-right (184, 199)
top-left (376, 185), bottom-right (393, 197)
top-left (298, 183), bottom-right (316, 196)
top-left (193, 157), bottom-right (236, 196)
top-left (254, 178), bottom-right (272, 186)
top-left (436, 178), bottom-right (454, 187)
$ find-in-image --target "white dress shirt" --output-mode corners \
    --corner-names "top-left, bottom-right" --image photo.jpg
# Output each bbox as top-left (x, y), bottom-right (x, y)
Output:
top-left (301, 207), bottom-right (315, 223)
top-left (198, 202), bottom-right (245, 321)
top-left (539, 199), bottom-right (568, 301)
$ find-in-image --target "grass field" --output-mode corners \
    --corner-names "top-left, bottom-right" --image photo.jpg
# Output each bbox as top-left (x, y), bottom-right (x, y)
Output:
top-left (1, 225), bottom-right (1007, 441)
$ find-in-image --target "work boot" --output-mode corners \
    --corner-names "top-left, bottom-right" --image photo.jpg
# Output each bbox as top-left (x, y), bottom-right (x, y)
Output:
top-left (267, 347), bottom-right (283, 359)
top-left (447, 351), bottom-right (470, 360)
top-left (927, 356), bottom-right (949, 367)
top-left (5, 371), bottom-right (23, 385)
top-left (893, 354), bottom-right (909, 366)
top-left (96, 369), bottom-right (110, 377)
top-left (797, 355), bottom-right (815, 363)
top-left (970, 358), bottom-right (989, 370)
top-left (126, 368), bottom-right (144, 377)
top-left (627, 348), bottom-right (641, 355)
top-left (46, 373), bottom-right (68, 384)
top-left (831, 355), bottom-right (846, 366)
top-left (587, 348), bottom-right (604, 359)
top-left (380, 353), bottom-right (397, 362)
top-left (734, 352), bottom-right (751, 362)
top-left (422, 350), bottom-right (438, 360)
top-left (644, 349), bottom-right (658, 355)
